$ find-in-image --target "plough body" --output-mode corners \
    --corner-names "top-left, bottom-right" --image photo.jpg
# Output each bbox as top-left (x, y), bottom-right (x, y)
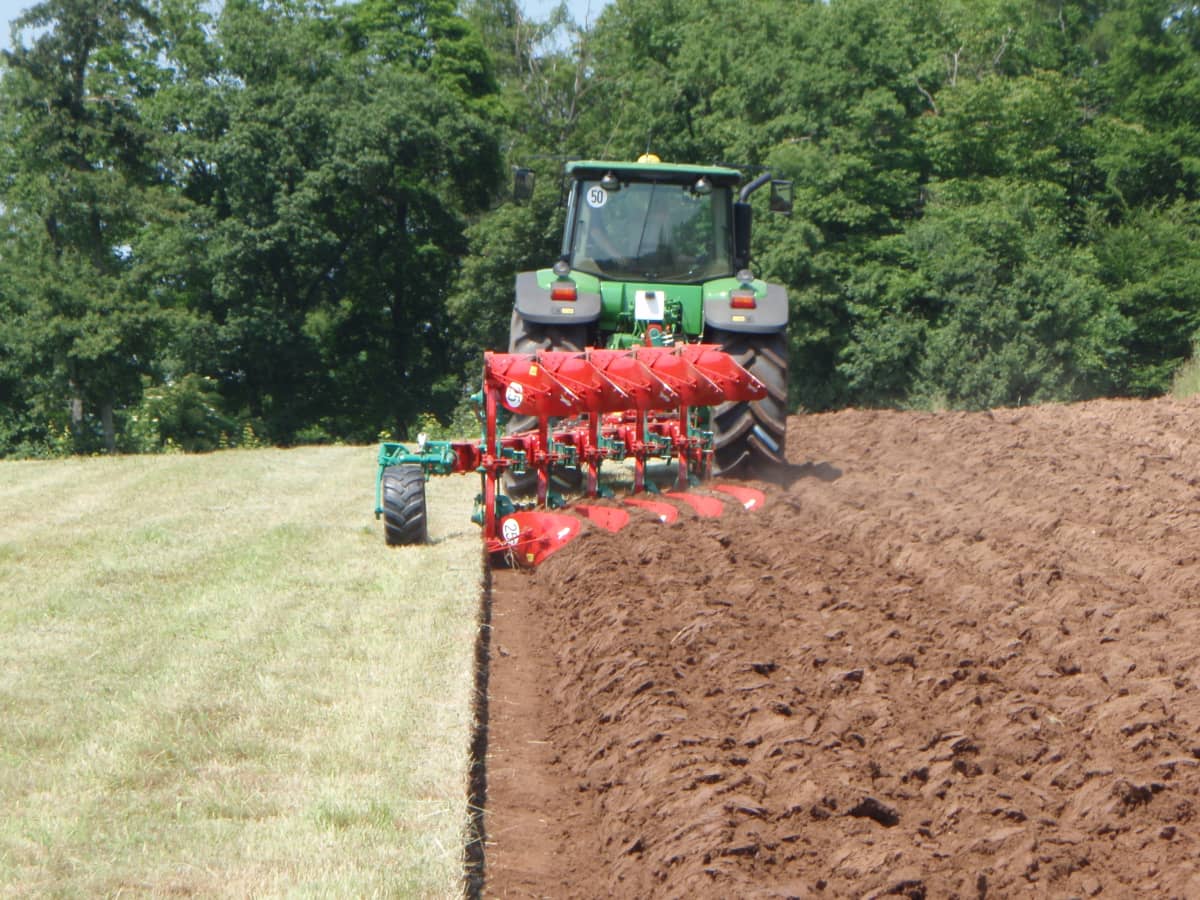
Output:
top-left (376, 344), bottom-right (768, 566)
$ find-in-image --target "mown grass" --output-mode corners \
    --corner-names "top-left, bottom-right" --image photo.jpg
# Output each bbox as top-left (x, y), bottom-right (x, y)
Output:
top-left (0, 447), bottom-right (483, 897)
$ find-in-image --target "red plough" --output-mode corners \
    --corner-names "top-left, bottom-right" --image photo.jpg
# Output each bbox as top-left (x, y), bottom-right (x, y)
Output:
top-left (376, 344), bottom-right (771, 566)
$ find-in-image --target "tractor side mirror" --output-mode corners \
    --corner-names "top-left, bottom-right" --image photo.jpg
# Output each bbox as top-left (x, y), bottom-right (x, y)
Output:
top-left (513, 167), bottom-right (535, 202)
top-left (770, 179), bottom-right (793, 215)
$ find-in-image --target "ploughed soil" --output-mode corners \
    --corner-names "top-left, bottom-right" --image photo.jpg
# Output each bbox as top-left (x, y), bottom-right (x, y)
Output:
top-left (480, 398), bottom-right (1200, 898)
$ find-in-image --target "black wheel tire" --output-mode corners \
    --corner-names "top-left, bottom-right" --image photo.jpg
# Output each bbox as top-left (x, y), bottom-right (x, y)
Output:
top-left (504, 310), bottom-right (589, 496)
top-left (704, 328), bottom-right (789, 476)
top-left (381, 464), bottom-right (428, 546)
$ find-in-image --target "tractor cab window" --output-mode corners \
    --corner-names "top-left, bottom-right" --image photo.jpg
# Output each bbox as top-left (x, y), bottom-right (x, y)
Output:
top-left (569, 180), bottom-right (732, 283)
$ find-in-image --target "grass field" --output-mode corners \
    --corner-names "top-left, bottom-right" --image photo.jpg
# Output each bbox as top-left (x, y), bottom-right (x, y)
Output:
top-left (0, 447), bottom-right (483, 897)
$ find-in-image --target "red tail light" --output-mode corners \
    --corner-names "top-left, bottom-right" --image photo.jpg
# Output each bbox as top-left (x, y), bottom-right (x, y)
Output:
top-left (551, 282), bottom-right (577, 301)
top-left (730, 289), bottom-right (757, 309)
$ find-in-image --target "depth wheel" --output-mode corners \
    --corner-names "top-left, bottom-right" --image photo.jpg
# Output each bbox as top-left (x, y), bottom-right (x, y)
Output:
top-left (505, 310), bottom-right (588, 496)
top-left (381, 464), bottom-right (428, 545)
top-left (705, 328), bottom-right (789, 476)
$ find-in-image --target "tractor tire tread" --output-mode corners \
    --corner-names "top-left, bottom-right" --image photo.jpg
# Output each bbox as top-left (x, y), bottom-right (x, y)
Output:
top-left (382, 464), bottom-right (428, 546)
top-left (704, 328), bottom-right (789, 476)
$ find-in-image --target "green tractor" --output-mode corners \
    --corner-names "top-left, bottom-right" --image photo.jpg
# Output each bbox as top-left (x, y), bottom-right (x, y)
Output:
top-left (506, 155), bottom-right (792, 489)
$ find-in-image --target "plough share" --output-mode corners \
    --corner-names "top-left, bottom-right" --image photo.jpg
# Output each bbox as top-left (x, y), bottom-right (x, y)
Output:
top-left (376, 343), bottom-right (769, 567)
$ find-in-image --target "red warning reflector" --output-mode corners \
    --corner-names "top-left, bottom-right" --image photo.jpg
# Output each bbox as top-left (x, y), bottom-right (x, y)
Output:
top-left (574, 504), bottom-right (630, 533)
top-left (622, 496), bottom-right (679, 524)
top-left (711, 484), bottom-right (766, 511)
top-left (730, 289), bottom-right (757, 309)
top-left (494, 512), bottom-right (581, 566)
top-left (664, 492), bottom-right (725, 517)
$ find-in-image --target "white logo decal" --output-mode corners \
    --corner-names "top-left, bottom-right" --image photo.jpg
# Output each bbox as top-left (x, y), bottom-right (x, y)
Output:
top-left (586, 186), bottom-right (608, 208)
top-left (501, 517), bottom-right (521, 545)
top-left (505, 382), bottom-right (524, 409)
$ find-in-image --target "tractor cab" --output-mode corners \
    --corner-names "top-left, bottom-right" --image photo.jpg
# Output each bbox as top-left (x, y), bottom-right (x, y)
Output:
top-left (563, 159), bottom-right (742, 285)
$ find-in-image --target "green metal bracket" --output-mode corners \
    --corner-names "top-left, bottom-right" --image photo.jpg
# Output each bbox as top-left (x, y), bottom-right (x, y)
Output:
top-left (645, 433), bottom-right (674, 459)
top-left (471, 492), bottom-right (517, 526)
top-left (377, 440), bottom-right (459, 475)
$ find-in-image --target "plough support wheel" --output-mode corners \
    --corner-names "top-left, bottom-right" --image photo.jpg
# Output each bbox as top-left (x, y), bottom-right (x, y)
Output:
top-left (381, 464), bottom-right (428, 546)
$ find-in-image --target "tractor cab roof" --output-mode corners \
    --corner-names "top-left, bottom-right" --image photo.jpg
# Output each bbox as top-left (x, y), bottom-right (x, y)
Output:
top-left (565, 159), bottom-right (743, 188)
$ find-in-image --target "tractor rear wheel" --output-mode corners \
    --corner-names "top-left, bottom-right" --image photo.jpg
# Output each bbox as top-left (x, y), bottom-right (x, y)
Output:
top-left (381, 464), bottom-right (428, 545)
top-left (505, 311), bottom-right (589, 496)
top-left (705, 328), bottom-right (789, 476)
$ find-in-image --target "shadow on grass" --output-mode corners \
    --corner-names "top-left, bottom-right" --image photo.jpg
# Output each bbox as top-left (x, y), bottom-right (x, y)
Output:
top-left (463, 558), bottom-right (491, 899)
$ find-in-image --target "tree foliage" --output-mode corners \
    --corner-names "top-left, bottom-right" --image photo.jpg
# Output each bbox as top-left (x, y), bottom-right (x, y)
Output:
top-left (3, 0), bottom-right (1200, 456)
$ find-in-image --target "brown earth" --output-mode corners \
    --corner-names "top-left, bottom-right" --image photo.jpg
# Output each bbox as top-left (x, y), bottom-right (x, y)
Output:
top-left (480, 397), bottom-right (1200, 898)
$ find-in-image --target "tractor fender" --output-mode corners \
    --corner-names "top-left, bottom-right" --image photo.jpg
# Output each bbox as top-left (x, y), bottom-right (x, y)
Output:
top-left (514, 270), bottom-right (602, 325)
top-left (703, 281), bottom-right (788, 333)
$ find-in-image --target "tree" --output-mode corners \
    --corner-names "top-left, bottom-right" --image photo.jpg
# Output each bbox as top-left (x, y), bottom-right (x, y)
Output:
top-left (1092, 200), bottom-right (1200, 393)
top-left (0, 0), bottom-right (203, 453)
top-left (169, 0), bottom-right (502, 442)
top-left (445, 0), bottom-right (602, 396)
top-left (9, 0), bottom-right (1200, 455)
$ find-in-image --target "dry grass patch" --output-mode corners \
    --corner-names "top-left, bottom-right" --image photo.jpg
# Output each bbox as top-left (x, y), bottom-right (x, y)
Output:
top-left (0, 447), bottom-right (482, 897)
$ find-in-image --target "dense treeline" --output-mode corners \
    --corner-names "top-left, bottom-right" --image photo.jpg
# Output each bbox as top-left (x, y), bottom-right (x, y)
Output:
top-left (2, 0), bottom-right (1200, 456)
